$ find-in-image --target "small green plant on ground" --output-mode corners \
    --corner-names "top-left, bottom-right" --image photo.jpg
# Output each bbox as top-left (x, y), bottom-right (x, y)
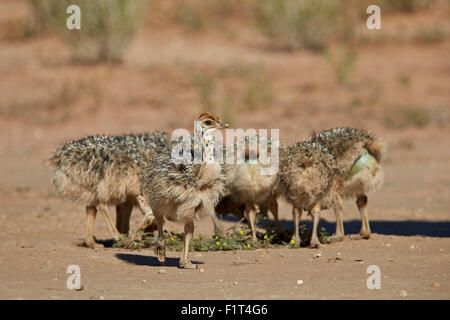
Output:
top-left (382, 108), bottom-right (431, 129)
top-left (398, 73), bottom-right (411, 88)
top-left (174, 2), bottom-right (205, 31)
top-left (114, 221), bottom-right (332, 251)
top-left (243, 72), bottom-right (274, 109)
top-left (326, 47), bottom-right (358, 85)
top-left (414, 26), bottom-right (445, 44)
top-left (191, 72), bottom-right (216, 112)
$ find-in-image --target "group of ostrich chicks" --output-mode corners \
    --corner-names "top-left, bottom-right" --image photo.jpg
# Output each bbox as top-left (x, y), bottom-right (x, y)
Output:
top-left (49, 112), bottom-right (386, 269)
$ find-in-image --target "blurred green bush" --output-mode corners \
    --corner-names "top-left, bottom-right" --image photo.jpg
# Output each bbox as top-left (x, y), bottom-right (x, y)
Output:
top-left (380, 0), bottom-right (430, 12)
top-left (28, 0), bottom-right (146, 63)
top-left (256, 0), bottom-right (347, 51)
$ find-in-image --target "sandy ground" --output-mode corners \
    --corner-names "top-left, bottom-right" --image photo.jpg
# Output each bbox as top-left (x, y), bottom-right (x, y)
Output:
top-left (0, 0), bottom-right (449, 300)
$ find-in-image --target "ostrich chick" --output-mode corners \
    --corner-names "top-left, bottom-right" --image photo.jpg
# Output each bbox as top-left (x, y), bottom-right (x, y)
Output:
top-left (48, 132), bottom-right (169, 248)
top-left (218, 136), bottom-right (287, 241)
top-left (141, 113), bottom-right (228, 269)
top-left (311, 128), bottom-right (386, 240)
top-left (278, 141), bottom-right (341, 248)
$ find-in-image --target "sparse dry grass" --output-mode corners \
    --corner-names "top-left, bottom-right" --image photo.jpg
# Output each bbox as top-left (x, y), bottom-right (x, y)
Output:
top-left (380, 0), bottom-right (431, 13)
top-left (187, 64), bottom-right (275, 121)
top-left (27, 0), bottom-right (54, 36)
top-left (0, 78), bottom-right (103, 124)
top-left (381, 108), bottom-right (448, 129)
top-left (149, 0), bottom-right (254, 33)
top-left (256, 0), bottom-right (349, 51)
top-left (326, 47), bottom-right (358, 85)
top-left (27, 0), bottom-right (146, 63)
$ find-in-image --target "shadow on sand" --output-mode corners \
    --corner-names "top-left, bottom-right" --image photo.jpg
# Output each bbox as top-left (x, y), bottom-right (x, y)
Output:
top-left (114, 253), bottom-right (204, 268)
top-left (103, 217), bottom-right (449, 265)
top-left (220, 215), bottom-right (450, 238)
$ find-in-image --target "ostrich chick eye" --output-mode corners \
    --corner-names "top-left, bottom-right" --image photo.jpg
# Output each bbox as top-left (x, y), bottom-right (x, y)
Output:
top-left (204, 120), bottom-right (212, 126)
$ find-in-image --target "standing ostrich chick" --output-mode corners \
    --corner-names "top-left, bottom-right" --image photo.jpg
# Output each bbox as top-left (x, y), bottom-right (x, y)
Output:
top-left (48, 133), bottom-right (169, 248)
top-left (141, 113), bottom-right (228, 269)
top-left (311, 128), bottom-right (386, 239)
top-left (278, 141), bottom-right (341, 248)
top-left (217, 136), bottom-right (287, 241)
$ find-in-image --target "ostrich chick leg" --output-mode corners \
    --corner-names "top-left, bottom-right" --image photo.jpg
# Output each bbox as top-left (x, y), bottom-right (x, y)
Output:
top-left (179, 221), bottom-right (196, 269)
top-left (310, 203), bottom-right (322, 248)
top-left (97, 205), bottom-right (120, 241)
top-left (85, 206), bottom-right (103, 248)
top-left (292, 206), bottom-right (302, 244)
top-left (245, 203), bottom-right (257, 242)
top-left (332, 192), bottom-right (345, 241)
top-left (357, 195), bottom-right (371, 239)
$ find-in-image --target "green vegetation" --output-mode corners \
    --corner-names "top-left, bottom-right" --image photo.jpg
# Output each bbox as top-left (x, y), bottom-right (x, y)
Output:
top-left (174, 3), bottom-right (205, 31)
top-left (382, 108), bottom-right (431, 128)
top-left (191, 73), bottom-right (216, 112)
top-left (114, 222), bottom-right (331, 251)
top-left (380, 0), bottom-right (430, 12)
top-left (414, 26), bottom-right (445, 44)
top-left (243, 72), bottom-right (275, 109)
top-left (326, 47), bottom-right (358, 84)
top-left (27, 0), bottom-right (146, 63)
top-left (189, 64), bottom-right (275, 117)
top-left (256, 0), bottom-right (345, 51)
top-left (26, 0), bottom-right (53, 37)
top-left (398, 73), bottom-right (411, 88)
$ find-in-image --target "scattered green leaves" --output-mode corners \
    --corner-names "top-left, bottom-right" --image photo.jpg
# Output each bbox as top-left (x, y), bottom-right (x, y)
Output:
top-left (115, 222), bottom-right (332, 251)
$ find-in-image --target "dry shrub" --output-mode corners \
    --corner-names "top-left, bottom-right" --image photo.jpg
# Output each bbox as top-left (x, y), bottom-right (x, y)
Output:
top-left (28, 0), bottom-right (146, 63)
top-left (27, 0), bottom-right (55, 35)
top-left (256, 0), bottom-right (347, 51)
top-left (380, 0), bottom-right (430, 12)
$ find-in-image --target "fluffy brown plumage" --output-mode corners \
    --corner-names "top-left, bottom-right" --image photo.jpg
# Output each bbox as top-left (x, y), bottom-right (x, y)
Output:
top-left (215, 194), bottom-right (246, 220)
top-left (141, 151), bottom-right (227, 222)
top-left (310, 127), bottom-right (386, 239)
top-left (216, 135), bottom-right (286, 240)
top-left (140, 112), bottom-right (228, 269)
top-left (278, 140), bottom-right (341, 247)
top-left (49, 132), bottom-right (170, 248)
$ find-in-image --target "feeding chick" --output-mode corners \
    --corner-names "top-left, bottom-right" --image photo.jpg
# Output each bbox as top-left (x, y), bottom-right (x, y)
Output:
top-left (311, 127), bottom-right (386, 239)
top-left (48, 132), bottom-right (169, 248)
